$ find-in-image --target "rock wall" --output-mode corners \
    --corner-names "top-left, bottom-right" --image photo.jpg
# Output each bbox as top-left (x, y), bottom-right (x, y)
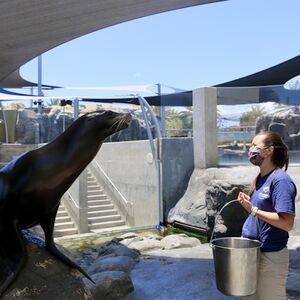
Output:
top-left (168, 165), bottom-right (300, 237)
top-left (168, 167), bottom-right (255, 237)
top-left (256, 111), bottom-right (300, 150)
top-left (13, 107), bottom-right (150, 144)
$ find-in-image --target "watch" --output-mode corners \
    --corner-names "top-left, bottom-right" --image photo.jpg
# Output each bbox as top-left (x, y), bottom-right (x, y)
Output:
top-left (251, 206), bottom-right (259, 217)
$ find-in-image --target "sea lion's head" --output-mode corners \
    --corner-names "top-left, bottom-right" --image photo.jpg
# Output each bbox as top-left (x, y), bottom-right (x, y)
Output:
top-left (84, 110), bottom-right (132, 138)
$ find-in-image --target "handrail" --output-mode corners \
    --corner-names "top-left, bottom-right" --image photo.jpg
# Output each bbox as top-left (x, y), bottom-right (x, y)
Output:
top-left (65, 190), bottom-right (80, 209)
top-left (137, 95), bottom-right (162, 225)
top-left (92, 160), bottom-right (130, 206)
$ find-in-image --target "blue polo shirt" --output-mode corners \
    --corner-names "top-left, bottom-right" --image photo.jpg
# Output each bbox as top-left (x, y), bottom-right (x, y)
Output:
top-left (242, 168), bottom-right (296, 252)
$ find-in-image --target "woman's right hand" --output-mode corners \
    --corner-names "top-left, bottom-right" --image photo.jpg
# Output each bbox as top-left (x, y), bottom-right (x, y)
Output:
top-left (238, 192), bottom-right (252, 214)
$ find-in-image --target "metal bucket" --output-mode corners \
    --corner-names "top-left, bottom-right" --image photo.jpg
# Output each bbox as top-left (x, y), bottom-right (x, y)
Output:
top-left (210, 199), bottom-right (262, 296)
top-left (211, 237), bottom-right (261, 296)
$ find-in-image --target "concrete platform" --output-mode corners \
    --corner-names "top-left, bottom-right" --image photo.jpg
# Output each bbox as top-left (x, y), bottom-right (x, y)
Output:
top-left (124, 237), bottom-right (300, 300)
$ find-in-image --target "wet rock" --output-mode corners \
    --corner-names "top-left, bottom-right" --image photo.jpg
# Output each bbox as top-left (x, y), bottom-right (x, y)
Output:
top-left (128, 238), bottom-right (162, 252)
top-left (88, 256), bottom-right (137, 274)
top-left (97, 240), bottom-right (140, 260)
top-left (160, 234), bottom-right (201, 250)
top-left (2, 241), bottom-right (92, 300)
top-left (84, 271), bottom-right (134, 300)
top-left (120, 236), bottom-right (144, 247)
top-left (117, 232), bottom-right (139, 241)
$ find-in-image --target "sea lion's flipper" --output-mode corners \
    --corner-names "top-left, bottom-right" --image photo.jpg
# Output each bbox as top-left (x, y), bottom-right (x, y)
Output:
top-left (0, 220), bottom-right (27, 296)
top-left (39, 210), bottom-right (95, 284)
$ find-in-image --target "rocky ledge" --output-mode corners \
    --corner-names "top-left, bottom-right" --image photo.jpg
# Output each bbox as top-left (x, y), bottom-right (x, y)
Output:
top-left (2, 231), bottom-right (300, 299)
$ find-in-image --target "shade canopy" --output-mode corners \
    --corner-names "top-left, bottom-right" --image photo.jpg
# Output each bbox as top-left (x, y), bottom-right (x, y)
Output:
top-left (0, 0), bottom-right (224, 87)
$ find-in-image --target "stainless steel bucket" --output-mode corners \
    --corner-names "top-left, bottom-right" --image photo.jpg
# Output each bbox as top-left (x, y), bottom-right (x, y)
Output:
top-left (211, 237), bottom-right (261, 296)
top-left (210, 199), bottom-right (262, 297)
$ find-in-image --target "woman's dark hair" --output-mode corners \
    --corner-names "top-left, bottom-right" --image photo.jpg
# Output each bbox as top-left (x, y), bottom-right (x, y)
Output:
top-left (248, 131), bottom-right (289, 196)
top-left (262, 131), bottom-right (289, 171)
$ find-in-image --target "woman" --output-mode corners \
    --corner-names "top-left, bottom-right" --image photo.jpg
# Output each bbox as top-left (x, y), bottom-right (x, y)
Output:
top-left (238, 131), bottom-right (296, 300)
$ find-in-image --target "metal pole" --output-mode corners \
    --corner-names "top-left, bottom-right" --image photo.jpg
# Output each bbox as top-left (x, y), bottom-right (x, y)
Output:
top-left (157, 83), bottom-right (166, 137)
top-left (137, 95), bottom-right (163, 225)
top-left (63, 106), bottom-right (66, 132)
top-left (37, 55), bottom-right (43, 114)
top-left (73, 98), bottom-right (79, 120)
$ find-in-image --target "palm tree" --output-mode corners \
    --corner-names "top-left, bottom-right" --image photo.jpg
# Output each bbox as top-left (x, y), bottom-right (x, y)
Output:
top-left (240, 106), bottom-right (266, 127)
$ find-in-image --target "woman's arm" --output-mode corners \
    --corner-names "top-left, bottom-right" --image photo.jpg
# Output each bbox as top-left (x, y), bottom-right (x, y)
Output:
top-left (238, 192), bottom-right (295, 232)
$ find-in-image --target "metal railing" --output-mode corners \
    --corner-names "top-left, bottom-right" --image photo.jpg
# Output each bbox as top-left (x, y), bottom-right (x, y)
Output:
top-left (137, 95), bottom-right (163, 225)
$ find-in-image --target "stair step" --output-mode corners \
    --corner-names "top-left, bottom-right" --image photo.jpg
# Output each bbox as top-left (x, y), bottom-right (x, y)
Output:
top-left (87, 194), bottom-right (107, 200)
top-left (87, 178), bottom-right (97, 184)
top-left (88, 204), bottom-right (114, 211)
top-left (87, 185), bottom-right (102, 191)
top-left (88, 200), bottom-right (110, 207)
top-left (56, 210), bottom-right (68, 217)
top-left (87, 182), bottom-right (100, 187)
top-left (54, 221), bottom-right (75, 230)
top-left (88, 220), bottom-right (126, 230)
top-left (55, 216), bottom-right (71, 223)
top-left (88, 199), bottom-right (111, 206)
top-left (88, 209), bottom-right (118, 217)
top-left (87, 189), bottom-right (104, 196)
top-left (88, 215), bottom-right (121, 224)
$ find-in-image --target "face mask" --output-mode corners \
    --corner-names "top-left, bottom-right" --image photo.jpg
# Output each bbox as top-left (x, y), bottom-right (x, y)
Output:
top-left (248, 146), bottom-right (265, 166)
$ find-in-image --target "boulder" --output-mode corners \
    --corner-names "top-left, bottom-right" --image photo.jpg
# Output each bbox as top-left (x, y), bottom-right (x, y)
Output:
top-left (2, 241), bottom-right (92, 300)
top-left (128, 238), bottom-right (163, 252)
top-left (97, 239), bottom-right (140, 260)
top-left (268, 122), bottom-right (291, 147)
top-left (84, 271), bottom-right (134, 300)
top-left (160, 234), bottom-right (201, 250)
top-left (168, 167), bottom-right (251, 237)
top-left (15, 110), bottom-right (40, 144)
top-left (255, 111), bottom-right (300, 150)
top-left (88, 256), bottom-right (136, 274)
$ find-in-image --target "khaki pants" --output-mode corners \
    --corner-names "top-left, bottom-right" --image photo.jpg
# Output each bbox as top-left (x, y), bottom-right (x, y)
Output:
top-left (243, 247), bottom-right (289, 300)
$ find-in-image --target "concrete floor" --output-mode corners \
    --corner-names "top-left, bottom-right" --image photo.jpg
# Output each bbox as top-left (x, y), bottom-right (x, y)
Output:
top-left (124, 238), bottom-right (300, 300)
top-left (124, 245), bottom-right (239, 300)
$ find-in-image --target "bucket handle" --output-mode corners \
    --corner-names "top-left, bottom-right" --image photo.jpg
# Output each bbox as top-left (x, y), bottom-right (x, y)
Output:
top-left (209, 199), bottom-right (239, 248)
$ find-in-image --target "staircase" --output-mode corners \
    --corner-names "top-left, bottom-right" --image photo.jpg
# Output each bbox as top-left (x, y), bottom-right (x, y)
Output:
top-left (54, 203), bottom-right (78, 237)
top-left (53, 169), bottom-right (127, 237)
top-left (87, 169), bottom-right (127, 232)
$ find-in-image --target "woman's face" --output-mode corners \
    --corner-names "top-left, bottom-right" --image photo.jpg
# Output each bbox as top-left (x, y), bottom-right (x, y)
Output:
top-left (251, 135), bottom-right (266, 150)
top-left (249, 135), bottom-right (273, 166)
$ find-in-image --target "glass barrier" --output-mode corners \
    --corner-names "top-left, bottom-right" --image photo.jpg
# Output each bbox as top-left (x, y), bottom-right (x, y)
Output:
top-left (218, 103), bottom-right (300, 165)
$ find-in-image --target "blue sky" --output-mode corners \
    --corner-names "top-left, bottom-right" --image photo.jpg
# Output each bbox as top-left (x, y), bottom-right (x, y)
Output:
top-left (19, 0), bottom-right (300, 100)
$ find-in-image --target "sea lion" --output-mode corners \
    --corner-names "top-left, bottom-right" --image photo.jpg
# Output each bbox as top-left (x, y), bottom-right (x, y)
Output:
top-left (0, 109), bottom-right (132, 295)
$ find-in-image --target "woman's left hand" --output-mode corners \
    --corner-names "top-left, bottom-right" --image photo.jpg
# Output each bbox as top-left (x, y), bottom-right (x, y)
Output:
top-left (238, 192), bottom-right (253, 214)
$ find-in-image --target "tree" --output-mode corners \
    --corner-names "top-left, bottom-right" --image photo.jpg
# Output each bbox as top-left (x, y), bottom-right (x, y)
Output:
top-left (46, 99), bottom-right (60, 106)
top-left (178, 107), bottom-right (193, 130)
top-left (165, 108), bottom-right (184, 137)
top-left (240, 106), bottom-right (266, 126)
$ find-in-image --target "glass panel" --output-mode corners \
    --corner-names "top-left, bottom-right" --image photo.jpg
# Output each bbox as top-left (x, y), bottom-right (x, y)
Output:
top-left (218, 102), bottom-right (300, 165)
